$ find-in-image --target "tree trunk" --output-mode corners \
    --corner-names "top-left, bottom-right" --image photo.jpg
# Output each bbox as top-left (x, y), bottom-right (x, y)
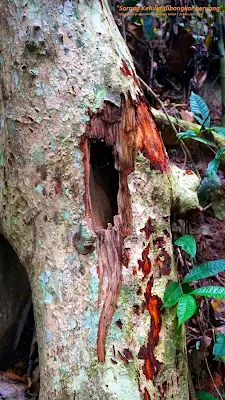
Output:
top-left (0, 1), bottom-right (193, 398)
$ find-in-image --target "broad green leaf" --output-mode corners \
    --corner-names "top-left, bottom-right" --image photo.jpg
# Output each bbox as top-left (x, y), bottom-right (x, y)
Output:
top-left (207, 158), bottom-right (220, 177)
top-left (177, 130), bottom-right (216, 147)
top-left (213, 333), bottom-right (225, 358)
top-left (162, 282), bottom-right (183, 308)
top-left (191, 286), bottom-right (225, 299)
top-left (188, 136), bottom-right (217, 147)
top-left (196, 392), bottom-right (217, 400)
top-left (216, 146), bottom-right (225, 159)
top-left (194, 114), bottom-right (205, 125)
top-left (190, 92), bottom-right (210, 128)
top-left (177, 130), bottom-right (197, 140)
top-left (210, 126), bottom-right (225, 137)
top-left (198, 173), bottom-right (222, 206)
top-left (175, 235), bottom-right (196, 258)
top-left (183, 260), bottom-right (225, 283)
top-left (207, 147), bottom-right (225, 177)
top-left (177, 294), bottom-right (197, 326)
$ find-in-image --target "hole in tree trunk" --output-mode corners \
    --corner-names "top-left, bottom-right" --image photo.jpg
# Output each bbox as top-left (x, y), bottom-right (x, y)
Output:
top-left (89, 141), bottom-right (119, 229)
top-left (0, 234), bottom-right (39, 398)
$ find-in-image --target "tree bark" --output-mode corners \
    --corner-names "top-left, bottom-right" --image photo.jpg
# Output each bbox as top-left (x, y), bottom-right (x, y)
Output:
top-left (0, 1), bottom-right (192, 399)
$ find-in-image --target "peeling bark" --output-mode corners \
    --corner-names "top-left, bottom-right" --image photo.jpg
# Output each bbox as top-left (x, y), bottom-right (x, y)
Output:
top-left (0, 0), bottom-right (190, 399)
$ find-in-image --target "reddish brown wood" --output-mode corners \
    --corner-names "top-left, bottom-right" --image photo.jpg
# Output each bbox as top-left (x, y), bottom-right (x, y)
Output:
top-left (81, 95), bottom-right (168, 362)
top-left (138, 278), bottom-right (162, 380)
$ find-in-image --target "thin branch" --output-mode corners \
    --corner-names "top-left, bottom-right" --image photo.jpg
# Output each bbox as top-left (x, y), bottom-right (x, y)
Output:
top-left (188, 369), bottom-right (196, 400)
top-left (215, 273), bottom-right (225, 287)
top-left (204, 355), bottom-right (223, 400)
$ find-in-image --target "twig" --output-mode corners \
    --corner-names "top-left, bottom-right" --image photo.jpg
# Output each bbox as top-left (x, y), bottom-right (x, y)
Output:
top-left (151, 107), bottom-right (201, 131)
top-left (215, 273), bottom-right (225, 287)
top-left (139, 76), bottom-right (179, 133)
top-left (138, 76), bottom-right (201, 179)
top-left (149, 47), bottom-right (154, 86)
top-left (207, 72), bottom-right (220, 94)
top-left (177, 247), bottom-right (185, 269)
top-left (188, 369), bottom-right (196, 400)
top-left (133, 59), bottom-right (148, 82)
top-left (165, 77), bottom-right (181, 92)
top-left (181, 141), bottom-right (201, 180)
top-left (204, 355), bottom-right (223, 400)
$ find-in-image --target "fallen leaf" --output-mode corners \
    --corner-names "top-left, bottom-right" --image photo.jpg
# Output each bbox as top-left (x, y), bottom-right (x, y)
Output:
top-left (211, 299), bottom-right (225, 320)
top-left (180, 110), bottom-right (195, 123)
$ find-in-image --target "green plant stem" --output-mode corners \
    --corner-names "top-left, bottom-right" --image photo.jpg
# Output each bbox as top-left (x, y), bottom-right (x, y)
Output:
top-left (216, 0), bottom-right (225, 127)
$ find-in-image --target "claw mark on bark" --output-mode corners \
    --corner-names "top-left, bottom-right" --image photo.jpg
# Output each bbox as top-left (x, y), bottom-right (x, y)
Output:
top-left (138, 243), bottom-right (151, 279)
top-left (143, 387), bottom-right (151, 400)
top-left (138, 277), bottom-right (162, 380)
top-left (140, 217), bottom-right (155, 239)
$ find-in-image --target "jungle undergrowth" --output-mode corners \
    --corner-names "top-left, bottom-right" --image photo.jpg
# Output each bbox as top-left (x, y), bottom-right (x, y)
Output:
top-left (164, 234), bottom-right (225, 399)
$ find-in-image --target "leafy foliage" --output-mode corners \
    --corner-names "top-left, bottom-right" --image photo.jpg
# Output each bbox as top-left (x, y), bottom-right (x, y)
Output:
top-left (198, 173), bottom-right (222, 206)
top-left (183, 260), bottom-right (225, 283)
top-left (196, 392), bottom-right (217, 400)
top-left (209, 126), bottom-right (225, 137)
top-left (191, 286), bottom-right (225, 299)
top-left (213, 333), bottom-right (225, 359)
top-left (190, 92), bottom-right (210, 128)
top-left (163, 282), bottom-right (183, 308)
top-left (177, 94), bottom-right (225, 220)
top-left (163, 235), bottom-right (225, 335)
top-left (175, 235), bottom-right (196, 258)
top-left (206, 147), bottom-right (225, 176)
top-left (177, 130), bottom-right (216, 147)
top-left (177, 294), bottom-right (197, 326)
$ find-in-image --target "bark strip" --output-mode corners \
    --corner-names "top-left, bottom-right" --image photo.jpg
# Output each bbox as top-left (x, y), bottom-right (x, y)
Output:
top-left (82, 95), bottom-right (169, 362)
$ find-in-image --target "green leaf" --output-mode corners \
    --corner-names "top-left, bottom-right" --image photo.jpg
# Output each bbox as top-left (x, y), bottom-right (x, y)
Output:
top-left (177, 130), bottom-right (216, 147)
top-left (177, 294), bottom-right (197, 326)
top-left (207, 158), bottom-right (220, 177)
top-left (191, 286), bottom-right (225, 299)
top-left (198, 173), bottom-right (222, 206)
top-left (196, 392), bottom-right (217, 400)
top-left (210, 126), bottom-right (225, 137)
top-left (207, 147), bottom-right (225, 176)
top-left (163, 282), bottom-right (183, 308)
top-left (213, 333), bottom-right (225, 358)
top-left (175, 235), bottom-right (196, 258)
top-left (183, 260), bottom-right (225, 283)
top-left (177, 130), bottom-right (197, 140)
top-left (189, 136), bottom-right (217, 147)
top-left (190, 92), bottom-right (210, 128)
